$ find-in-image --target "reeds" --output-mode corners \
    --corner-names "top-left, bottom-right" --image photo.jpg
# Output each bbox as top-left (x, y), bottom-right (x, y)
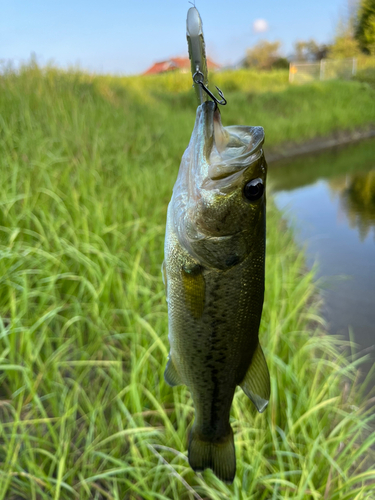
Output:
top-left (0, 64), bottom-right (374, 499)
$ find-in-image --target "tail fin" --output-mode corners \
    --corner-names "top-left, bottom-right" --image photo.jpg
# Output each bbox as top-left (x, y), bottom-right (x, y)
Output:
top-left (188, 426), bottom-right (236, 483)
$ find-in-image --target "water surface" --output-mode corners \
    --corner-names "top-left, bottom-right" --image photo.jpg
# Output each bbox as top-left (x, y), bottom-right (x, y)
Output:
top-left (269, 138), bottom-right (375, 381)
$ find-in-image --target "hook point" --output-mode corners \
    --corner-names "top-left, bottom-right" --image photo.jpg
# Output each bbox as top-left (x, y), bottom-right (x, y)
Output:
top-left (192, 71), bottom-right (227, 106)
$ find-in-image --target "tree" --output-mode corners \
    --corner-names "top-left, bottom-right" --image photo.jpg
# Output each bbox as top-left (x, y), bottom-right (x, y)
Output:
top-left (328, 34), bottom-right (361, 57)
top-left (333, 171), bottom-right (375, 240)
top-left (244, 40), bottom-right (286, 70)
top-left (293, 39), bottom-right (331, 61)
top-left (355, 0), bottom-right (375, 54)
top-left (328, 12), bottom-right (361, 58)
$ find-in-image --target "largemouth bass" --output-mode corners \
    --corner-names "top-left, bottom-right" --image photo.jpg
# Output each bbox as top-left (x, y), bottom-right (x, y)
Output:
top-left (163, 101), bottom-right (270, 483)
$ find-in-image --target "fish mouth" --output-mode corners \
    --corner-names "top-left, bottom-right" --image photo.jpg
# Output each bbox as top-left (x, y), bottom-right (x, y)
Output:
top-left (196, 101), bottom-right (265, 189)
top-left (172, 101), bottom-right (266, 268)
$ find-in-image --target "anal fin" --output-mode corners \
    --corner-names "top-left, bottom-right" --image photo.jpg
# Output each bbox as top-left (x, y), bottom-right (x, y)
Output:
top-left (240, 342), bottom-right (270, 413)
top-left (164, 355), bottom-right (182, 387)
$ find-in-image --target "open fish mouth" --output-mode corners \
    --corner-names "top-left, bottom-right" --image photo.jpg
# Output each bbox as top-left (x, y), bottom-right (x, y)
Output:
top-left (177, 102), bottom-right (265, 204)
top-left (171, 100), bottom-right (267, 268)
top-left (197, 101), bottom-right (265, 188)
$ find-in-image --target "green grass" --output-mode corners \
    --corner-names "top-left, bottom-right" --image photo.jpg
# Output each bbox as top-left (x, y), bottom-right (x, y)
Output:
top-left (355, 67), bottom-right (375, 87)
top-left (0, 64), bottom-right (374, 499)
top-left (120, 68), bottom-right (290, 94)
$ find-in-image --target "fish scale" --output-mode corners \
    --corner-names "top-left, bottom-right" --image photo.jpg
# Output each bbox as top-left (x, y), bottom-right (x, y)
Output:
top-left (163, 101), bottom-right (270, 483)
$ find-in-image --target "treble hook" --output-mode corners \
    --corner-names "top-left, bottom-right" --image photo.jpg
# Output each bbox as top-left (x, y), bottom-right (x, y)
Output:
top-left (193, 71), bottom-right (227, 106)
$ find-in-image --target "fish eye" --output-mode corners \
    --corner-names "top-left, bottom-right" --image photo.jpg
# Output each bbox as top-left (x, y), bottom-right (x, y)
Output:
top-left (243, 178), bottom-right (264, 202)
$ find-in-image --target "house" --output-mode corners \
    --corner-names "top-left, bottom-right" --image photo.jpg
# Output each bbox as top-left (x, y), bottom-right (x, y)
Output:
top-left (143, 57), bottom-right (220, 75)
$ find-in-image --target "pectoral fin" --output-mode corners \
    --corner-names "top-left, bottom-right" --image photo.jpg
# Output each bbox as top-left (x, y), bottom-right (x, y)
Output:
top-left (181, 266), bottom-right (205, 319)
top-left (240, 342), bottom-right (270, 413)
top-left (164, 355), bottom-right (182, 387)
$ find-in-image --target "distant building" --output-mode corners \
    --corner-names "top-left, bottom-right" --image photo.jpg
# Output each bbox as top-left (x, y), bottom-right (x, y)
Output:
top-left (143, 57), bottom-right (220, 75)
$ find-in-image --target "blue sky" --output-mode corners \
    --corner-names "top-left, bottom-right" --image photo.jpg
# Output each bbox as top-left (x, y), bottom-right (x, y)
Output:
top-left (1, 0), bottom-right (348, 74)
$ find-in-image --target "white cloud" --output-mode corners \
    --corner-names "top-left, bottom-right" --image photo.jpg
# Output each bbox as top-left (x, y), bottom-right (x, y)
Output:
top-left (253, 19), bottom-right (268, 33)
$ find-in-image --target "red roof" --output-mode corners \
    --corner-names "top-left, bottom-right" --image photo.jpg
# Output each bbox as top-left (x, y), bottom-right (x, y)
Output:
top-left (143, 57), bottom-right (220, 75)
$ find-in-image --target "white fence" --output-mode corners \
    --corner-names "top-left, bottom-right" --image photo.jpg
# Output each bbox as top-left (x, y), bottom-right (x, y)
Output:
top-left (289, 58), bottom-right (357, 84)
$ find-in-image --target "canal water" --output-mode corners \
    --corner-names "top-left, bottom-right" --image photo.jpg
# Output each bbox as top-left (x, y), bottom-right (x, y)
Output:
top-left (268, 138), bottom-right (375, 386)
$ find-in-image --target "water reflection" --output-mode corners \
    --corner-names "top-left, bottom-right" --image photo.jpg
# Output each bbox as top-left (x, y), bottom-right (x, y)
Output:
top-left (269, 138), bottom-right (375, 381)
top-left (332, 171), bottom-right (375, 240)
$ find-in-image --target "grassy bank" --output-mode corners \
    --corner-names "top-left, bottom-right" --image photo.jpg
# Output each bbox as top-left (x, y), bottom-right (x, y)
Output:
top-left (0, 65), bottom-right (374, 499)
top-left (269, 137), bottom-right (375, 192)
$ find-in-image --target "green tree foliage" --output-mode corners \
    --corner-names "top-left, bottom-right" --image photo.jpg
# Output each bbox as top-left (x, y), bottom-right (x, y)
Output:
top-left (244, 40), bottom-right (288, 70)
top-left (330, 171), bottom-right (375, 240)
top-left (328, 4), bottom-right (362, 58)
top-left (355, 0), bottom-right (375, 54)
top-left (294, 39), bottom-right (331, 61)
top-left (328, 34), bottom-right (361, 57)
